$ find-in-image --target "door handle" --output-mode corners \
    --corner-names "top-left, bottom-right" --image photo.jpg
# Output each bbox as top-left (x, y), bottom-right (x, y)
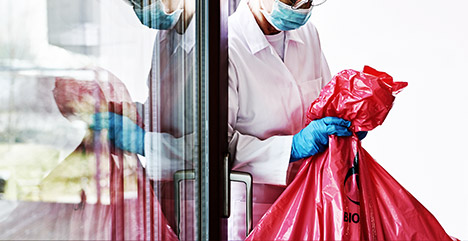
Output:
top-left (174, 169), bottom-right (195, 238)
top-left (174, 154), bottom-right (253, 239)
top-left (229, 171), bottom-right (253, 237)
top-left (224, 153), bottom-right (253, 237)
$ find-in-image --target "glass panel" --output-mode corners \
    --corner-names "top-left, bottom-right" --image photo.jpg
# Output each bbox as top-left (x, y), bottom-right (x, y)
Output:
top-left (0, 0), bottom-right (200, 240)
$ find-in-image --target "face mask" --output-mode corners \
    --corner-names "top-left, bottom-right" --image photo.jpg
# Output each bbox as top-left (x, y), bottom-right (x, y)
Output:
top-left (134, 0), bottom-right (183, 30)
top-left (260, 0), bottom-right (313, 31)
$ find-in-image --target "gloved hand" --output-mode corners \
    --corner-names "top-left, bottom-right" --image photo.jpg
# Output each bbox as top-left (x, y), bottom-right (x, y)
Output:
top-left (357, 131), bottom-right (368, 140)
top-left (290, 117), bottom-right (352, 162)
top-left (92, 112), bottom-right (145, 156)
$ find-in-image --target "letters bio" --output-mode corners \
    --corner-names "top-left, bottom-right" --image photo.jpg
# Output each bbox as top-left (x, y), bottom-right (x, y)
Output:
top-left (344, 212), bottom-right (360, 224)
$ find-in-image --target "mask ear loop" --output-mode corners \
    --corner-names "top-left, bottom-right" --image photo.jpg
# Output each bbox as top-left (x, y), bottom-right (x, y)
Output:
top-left (259, 0), bottom-right (281, 31)
top-left (259, 0), bottom-right (280, 18)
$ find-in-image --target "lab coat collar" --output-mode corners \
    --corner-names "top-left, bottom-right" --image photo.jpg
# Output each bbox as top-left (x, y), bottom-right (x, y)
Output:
top-left (180, 18), bottom-right (196, 53)
top-left (159, 17), bottom-right (196, 54)
top-left (238, 0), bottom-right (304, 55)
top-left (238, 0), bottom-right (270, 54)
top-left (286, 29), bottom-right (304, 45)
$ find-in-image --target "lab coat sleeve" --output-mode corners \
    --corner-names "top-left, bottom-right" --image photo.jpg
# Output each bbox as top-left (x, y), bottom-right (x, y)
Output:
top-left (228, 60), bottom-right (293, 186)
top-left (144, 132), bottom-right (195, 181)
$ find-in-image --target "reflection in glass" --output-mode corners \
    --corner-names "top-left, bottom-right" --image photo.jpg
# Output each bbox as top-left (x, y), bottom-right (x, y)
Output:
top-left (0, 0), bottom-right (198, 240)
top-left (132, 0), bottom-right (199, 239)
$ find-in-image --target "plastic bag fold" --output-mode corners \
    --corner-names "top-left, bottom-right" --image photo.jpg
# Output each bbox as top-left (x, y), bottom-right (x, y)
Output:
top-left (246, 66), bottom-right (457, 241)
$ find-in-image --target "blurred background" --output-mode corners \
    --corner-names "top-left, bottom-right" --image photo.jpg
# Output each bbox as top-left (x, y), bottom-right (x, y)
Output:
top-left (0, 0), bottom-right (160, 239)
top-left (0, 0), bottom-right (152, 204)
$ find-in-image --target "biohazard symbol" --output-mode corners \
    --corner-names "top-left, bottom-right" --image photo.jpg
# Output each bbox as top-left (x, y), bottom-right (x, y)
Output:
top-left (344, 153), bottom-right (360, 206)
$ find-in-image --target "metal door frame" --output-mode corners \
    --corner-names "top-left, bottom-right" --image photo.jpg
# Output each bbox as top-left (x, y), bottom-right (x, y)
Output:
top-left (197, 0), bottom-right (229, 239)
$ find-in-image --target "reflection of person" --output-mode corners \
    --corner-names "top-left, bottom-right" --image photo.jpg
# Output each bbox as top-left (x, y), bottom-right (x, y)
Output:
top-left (51, 73), bottom-right (141, 204)
top-left (137, 0), bottom-right (198, 181)
top-left (228, 0), bottom-right (364, 239)
top-left (133, 0), bottom-right (198, 239)
top-left (52, 72), bottom-right (178, 240)
top-left (53, 76), bottom-right (109, 152)
top-left (93, 0), bottom-right (197, 238)
top-left (54, 74), bottom-right (143, 157)
top-left (97, 0), bottom-right (197, 178)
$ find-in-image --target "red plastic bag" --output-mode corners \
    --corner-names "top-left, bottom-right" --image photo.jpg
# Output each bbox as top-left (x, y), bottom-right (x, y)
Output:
top-left (53, 68), bottom-right (143, 126)
top-left (51, 69), bottom-right (178, 241)
top-left (246, 66), bottom-right (457, 240)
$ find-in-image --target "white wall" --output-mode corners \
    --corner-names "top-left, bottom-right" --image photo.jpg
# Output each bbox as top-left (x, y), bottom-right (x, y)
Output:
top-left (313, 0), bottom-right (468, 239)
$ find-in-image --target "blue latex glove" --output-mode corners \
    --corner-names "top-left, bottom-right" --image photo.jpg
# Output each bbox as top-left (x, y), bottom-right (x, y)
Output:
top-left (290, 117), bottom-right (352, 162)
top-left (357, 131), bottom-right (368, 140)
top-left (92, 112), bottom-right (145, 156)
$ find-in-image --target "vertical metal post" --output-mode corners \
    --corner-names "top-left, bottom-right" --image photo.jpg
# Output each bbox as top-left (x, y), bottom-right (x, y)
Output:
top-left (197, 0), bottom-right (229, 239)
top-left (223, 154), bottom-right (231, 218)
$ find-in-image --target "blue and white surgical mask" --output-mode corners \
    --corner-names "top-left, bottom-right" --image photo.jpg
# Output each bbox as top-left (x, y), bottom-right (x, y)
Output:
top-left (260, 0), bottom-right (313, 31)
top-left (134, 0), bottom-right (183, 30)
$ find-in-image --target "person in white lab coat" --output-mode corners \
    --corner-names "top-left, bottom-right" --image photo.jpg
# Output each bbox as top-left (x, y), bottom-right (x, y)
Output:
top-left (228, 0), bottom-right (355, 239)
top-left (134, 0), bottom-right (198, 181)
top-left (94, 0), bottom-right (198, 239)
top-left (135, 1), bottom-right (198, 239)
top-left (96, 0), bottom-right (197, 175)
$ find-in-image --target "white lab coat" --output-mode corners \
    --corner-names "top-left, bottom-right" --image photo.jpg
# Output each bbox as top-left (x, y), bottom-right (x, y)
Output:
top-left (144, 19), bottom-right (197, 181)
top-left (142, 20), bottom-right (197, 240)
top-left (228, 0), bottom-right (331, 239)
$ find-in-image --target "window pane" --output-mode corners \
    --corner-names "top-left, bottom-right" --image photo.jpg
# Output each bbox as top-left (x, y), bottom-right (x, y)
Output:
top-left (0, 0), bottom-right (199, 240)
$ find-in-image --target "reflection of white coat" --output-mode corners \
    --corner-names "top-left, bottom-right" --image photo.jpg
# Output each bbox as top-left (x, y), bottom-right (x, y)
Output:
top-left (144, 20), bottom-right (197, 181)
top-left (228, 1), bottom-right (331, 239)
top-left (142, 20), bottom-right (197, 240)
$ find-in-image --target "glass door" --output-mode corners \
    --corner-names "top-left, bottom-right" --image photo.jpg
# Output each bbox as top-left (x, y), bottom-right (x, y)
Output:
top-left (0, 0), bottom-right (228, 240)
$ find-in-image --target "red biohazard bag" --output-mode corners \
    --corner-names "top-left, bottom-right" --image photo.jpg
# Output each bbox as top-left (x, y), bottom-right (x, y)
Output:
top-left (246, 66), bottom-right (458, 240)
top-left (51, 69), bottom-right (178, 241)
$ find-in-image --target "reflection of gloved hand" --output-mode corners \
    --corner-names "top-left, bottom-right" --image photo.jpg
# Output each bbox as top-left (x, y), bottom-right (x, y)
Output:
top-left (92, 112), bottom-right (145, 156)
top-left (290, 117), bottom-right (352, 162)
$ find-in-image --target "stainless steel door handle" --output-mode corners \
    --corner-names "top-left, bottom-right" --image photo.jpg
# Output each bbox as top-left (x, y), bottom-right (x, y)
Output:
top-left (230, 171), bottom-right (253, 237)
top-left (224, 153), bottom-right (253, 237)
top-left (174, 169), bottom-right (195, 238)
top-left (174, 154), bottom-right (253, 239)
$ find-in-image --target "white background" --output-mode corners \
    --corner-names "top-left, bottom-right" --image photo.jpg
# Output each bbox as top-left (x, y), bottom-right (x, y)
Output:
top-left (313, 0), bottom-right (468, 239)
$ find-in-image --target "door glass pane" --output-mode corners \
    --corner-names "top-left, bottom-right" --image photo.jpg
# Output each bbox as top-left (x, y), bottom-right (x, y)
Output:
top-left (0, 0), bottom-right (199, 240)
